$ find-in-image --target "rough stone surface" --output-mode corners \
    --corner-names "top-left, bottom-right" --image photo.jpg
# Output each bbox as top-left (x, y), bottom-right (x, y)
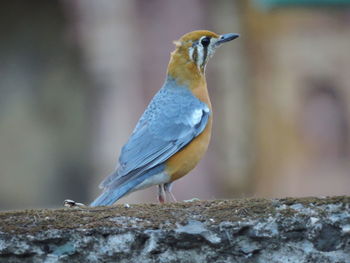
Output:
top-left (0, 197), bottom-right (349, 262)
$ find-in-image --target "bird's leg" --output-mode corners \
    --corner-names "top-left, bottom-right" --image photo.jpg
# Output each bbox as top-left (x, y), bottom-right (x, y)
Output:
top-left (158, 184), bottom-right (166, 203)
top-left (164, 183), bottom-right (177, 202)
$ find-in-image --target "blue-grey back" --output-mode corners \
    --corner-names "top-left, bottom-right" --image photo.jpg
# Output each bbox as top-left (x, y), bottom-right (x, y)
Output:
top-left (100, 76), bottom-right (210, 189)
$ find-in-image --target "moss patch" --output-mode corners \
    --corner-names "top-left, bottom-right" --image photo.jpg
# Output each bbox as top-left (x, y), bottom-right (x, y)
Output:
top-left (0, 196), bottom-right (349, 234)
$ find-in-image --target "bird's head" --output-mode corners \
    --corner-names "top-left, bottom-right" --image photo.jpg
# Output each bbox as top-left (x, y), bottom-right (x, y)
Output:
top-left (170, 30), bottom-right (239, 74)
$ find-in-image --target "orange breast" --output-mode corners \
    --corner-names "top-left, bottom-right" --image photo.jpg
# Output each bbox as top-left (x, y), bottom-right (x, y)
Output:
top-left (165, 82), bottom-right (213, 181)
top-left (165, 116), bottom-right (212, 181)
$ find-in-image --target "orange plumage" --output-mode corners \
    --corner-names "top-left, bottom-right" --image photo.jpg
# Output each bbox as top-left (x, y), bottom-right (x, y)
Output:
top-left (165, 32), bottom-right (216, 180)
top-left (90, 30), bottom-right (239, 206)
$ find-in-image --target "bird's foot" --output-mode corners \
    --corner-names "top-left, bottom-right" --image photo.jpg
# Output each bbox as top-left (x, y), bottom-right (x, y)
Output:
top-left (164, 183), bottom-right (177, 202)
top-left (158, 185), bottom-right (166, 203)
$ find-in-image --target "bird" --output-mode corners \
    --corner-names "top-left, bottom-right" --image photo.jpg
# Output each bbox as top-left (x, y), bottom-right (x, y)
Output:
top-left (90, 30), bottom-right (239, 206)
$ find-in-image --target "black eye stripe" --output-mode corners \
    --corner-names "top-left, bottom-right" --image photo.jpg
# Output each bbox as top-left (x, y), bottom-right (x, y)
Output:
top-left (190, 36), bottom-right (211, 68)
top-left (192, 47), bottom-right (198, 64)
top-left (202, 45), bottom-right (208, 67)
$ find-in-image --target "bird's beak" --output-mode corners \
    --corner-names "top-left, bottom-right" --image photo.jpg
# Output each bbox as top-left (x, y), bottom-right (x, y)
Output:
top-left (216, 33), bottom-right (239, 45)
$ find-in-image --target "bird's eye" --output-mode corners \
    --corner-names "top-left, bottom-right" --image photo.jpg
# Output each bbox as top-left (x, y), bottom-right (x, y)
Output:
top-left (201, 37), bottom-right (210, 47)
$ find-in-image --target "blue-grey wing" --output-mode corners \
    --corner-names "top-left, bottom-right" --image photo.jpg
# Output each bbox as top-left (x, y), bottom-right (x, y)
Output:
top-left (100, 79), bottom-right (210, 189)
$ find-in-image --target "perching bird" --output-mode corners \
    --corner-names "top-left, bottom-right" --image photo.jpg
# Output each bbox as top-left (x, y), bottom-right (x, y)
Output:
top-left (90, 30), bottom-right (239, 206)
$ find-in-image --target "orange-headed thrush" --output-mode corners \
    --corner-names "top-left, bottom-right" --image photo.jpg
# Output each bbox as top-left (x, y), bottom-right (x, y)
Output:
top-left (90, 30), bottom-right (239, 206)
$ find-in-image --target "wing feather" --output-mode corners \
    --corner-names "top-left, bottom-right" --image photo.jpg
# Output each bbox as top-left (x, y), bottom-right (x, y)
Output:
top-left (100, 78), bottom-right (210, 189)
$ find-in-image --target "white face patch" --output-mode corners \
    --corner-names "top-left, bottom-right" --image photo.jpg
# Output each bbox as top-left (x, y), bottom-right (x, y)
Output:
top-left (189, 36), bottom-right (219, 70)
top-left (196, 43), bottom-right (205, 69)
top-left (206, 38), bottom-right (218, 59)
top-left (188, 46), bottom-right (194, 62)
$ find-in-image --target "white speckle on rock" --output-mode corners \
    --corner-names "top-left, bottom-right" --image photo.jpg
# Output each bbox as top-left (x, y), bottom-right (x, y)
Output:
top-left (143, 230), bottom-right (162, 254)
top-left (341, 224), bottom-right (350, 234)
top-left (176, 220), bottom-right (221, 244)
top-left (290, 203), bottom-right (304, 210)
top-left (0, 240), bottom-right (6, 251)
top-left (329, 210), bottom-right (350, 223)
top-left (45, 254), bottom-right (60, 263)
top-left (276, 204), bottom-right (287, 210)
top-left (101, 233), bottom-right (135, 255)
top-left (109, 216), bottom-right (151, 226)
top-left (325, 204), bottom-right (343, 212)
top-left (250, 218), bottom-right (279, 238)
top-left (310, 217), bottom-right (319, 225)
top-left (183, 198), bottom-right (201, 202)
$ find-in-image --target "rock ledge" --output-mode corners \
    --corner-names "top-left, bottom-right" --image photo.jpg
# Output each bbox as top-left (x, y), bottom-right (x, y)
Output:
top-left (0, 196), bottom-right (349, 262)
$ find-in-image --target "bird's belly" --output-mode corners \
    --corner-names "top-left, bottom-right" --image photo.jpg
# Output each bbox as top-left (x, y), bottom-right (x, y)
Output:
top-left (134, 172), bottom-right (171, 191)
top-left (165, 117), bottom-right (212, 181)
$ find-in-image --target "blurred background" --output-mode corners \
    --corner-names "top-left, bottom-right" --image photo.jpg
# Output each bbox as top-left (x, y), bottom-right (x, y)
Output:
top-left (1, 0), bottom-right (350, 210)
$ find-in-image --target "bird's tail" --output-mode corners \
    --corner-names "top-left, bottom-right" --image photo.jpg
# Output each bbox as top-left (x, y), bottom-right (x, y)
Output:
top-left (90, 184), bottom-right (132, 207)
top-left (90, 175), bottom-right (144, 207)
top-left (90, 165), bottom-right (165, 207)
